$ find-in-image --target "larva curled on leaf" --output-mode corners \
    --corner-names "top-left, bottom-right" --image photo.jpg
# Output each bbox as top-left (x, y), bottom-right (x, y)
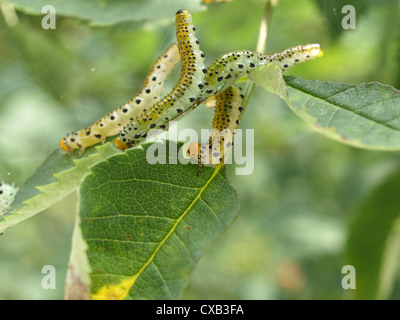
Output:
top-left (60, 43), bottom-right (180, 155)
top-left (0, 182), bottom-right (18, 216)
top-left (114, 9), bottom-right (323, 151)
top-left (188, 85), bottom-right (243, 166)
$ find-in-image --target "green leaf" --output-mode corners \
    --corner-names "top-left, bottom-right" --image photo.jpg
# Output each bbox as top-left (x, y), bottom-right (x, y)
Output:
top-left (77, 141), bottom-right (239, 300)
top-left (284, 76), bottom-right (400, 150)
top-left (0, 142), bottom-right (119, 234)
top-left (345, 169), bottom-right (400, 299)
top-left (248, 65), bottom-right (400, 151)
top-left (6, 0), bottom-right (206, 26)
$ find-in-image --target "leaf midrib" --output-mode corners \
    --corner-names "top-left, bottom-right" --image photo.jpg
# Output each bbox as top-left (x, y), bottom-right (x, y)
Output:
top-left (119, 165), bottom-right (223, 300)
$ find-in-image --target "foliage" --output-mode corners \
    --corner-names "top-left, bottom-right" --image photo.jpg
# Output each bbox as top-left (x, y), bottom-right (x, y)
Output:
top-left (1, 0), bottom-right (400, 300)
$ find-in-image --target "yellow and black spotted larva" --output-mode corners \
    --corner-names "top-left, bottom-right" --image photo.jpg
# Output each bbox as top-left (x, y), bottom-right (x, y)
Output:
top-left (0, 182), bottom-right (18, 216)
top-left (114, 10), bottom-right (323, 151)
top-left (60, 43), bottom-right (180, 155)
top-left (187, 86), bottom-right (243, 166)
top-left (114, 9), bottom-right (206, 150)
top-left (60, 9), bottom-right (323, 156)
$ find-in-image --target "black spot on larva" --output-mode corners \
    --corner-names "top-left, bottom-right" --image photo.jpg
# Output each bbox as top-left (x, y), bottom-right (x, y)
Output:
top-left (122, 137), bottom-right (127, 142)
top-left (120, 132), bottom-right (125, 136)
top-left (95, 134), bottom-right (102, 139)
top-left (85, 131), bottom-right (91, 136)
top-left (189, 97), bottom-right (195, 102)
top-left (156, 65), bottom-right (161, 69)
top-left (202, 68), bottom-right (208, 74)
top-left (206, 89), bottom-right (213, 94)
top-left (176, 9), bottom-right (184, 14)
top-left (295, 59), bottom-right (299, 62)
top-left (134, 134), bottom-right (141, 139)
top-left (134, 126), bottom-right (138, 130)
top-left (122, 107), bottom-right (128, 113)
top-left (135, 99), bottom-right (141, 104)
top-left (217, 76), bottom-right (223, 82)
top-left (198, 83), bottom-right (204, 89)
top-left (225, 74), bottom-right (232, 79)
top-left (201, 52), bottom-right (205, 58)
top-left (150, 123), bottom-right (156, 129)
top-left (250, 62), bottom-right (255, 68)
top-left (177, 108), bottom-right (183, 113)
top-left (110, 115), bottom-right (115, 120)
top-left (145, 89), bottom-right (151, 94)
top-left (238, 64), bottom-right (244, 69)
top-left (70, 138), bottom-right (75, 142)
top-left (100, 123), bottom-right (104, 127)
top-left (165, 117), bottom-right (169, 120)
top-left (152, 76), bottom-right (157, 81)
top-left (159, 124), bottom-right (167, 129)
top-left (238, 106), bottom-right (243, 112)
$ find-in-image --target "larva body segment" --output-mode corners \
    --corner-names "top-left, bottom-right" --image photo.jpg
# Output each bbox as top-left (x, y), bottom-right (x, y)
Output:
top-left (60, 43), bottom-right (180, 155)
top-left (0, 182), bottom-right (18, 216)
top-left (115, 9), bottom-right (206, 150)
top-left (188, 86), bottom-right (243, 165)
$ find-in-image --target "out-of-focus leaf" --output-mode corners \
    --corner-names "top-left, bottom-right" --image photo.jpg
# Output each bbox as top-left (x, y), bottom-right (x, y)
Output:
top-left (345, 169), bottom-right (400, 299)
top-left (313, 0), bottom-right (367, 39)
top-left (6, 24), bottom-right (75, 102)
top-left (5, 0), bottom-right (206, 26)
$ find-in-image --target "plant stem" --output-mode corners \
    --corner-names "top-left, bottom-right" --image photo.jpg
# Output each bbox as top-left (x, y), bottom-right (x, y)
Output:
top-left (239, 0), bottom-right (276, 126)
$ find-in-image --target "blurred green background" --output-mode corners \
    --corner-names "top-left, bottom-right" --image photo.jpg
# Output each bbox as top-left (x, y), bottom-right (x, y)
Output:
top-left (1, 0), bottom-right (400, 299)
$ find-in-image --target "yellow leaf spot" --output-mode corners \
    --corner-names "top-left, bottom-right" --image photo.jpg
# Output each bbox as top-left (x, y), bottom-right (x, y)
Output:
top-left (92, 277), bottom-right (137, 300)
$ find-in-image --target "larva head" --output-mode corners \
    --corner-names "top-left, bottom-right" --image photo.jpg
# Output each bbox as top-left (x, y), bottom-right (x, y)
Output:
top-left (114, 137), bottom-right (130, 151)
top-left (187, 142), bottom-right (201, 162)
top-left (60, 137), bottom-right (72, 153)
top-left (304, 43), bottom-right (323, 58)
top-left (176, 9), bottom-right (189, 17)
top-left (288, 44), bottom-right (323, 62)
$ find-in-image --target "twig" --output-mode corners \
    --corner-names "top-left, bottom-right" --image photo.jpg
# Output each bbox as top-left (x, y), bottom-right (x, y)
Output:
top-left (239, 0), bottom-right (277, 125)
